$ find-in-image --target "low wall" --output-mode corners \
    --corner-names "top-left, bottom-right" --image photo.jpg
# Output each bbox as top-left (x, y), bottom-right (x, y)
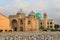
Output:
top-left (0, 32), bottom-right (60, 40)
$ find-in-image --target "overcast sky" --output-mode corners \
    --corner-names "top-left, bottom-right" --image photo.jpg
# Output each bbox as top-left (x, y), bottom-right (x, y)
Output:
top-left (0, 0), bottom-right (60, 24)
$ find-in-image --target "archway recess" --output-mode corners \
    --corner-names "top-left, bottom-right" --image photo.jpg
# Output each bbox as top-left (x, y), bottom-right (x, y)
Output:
top-left (12, 19), bottom-right (17, 31)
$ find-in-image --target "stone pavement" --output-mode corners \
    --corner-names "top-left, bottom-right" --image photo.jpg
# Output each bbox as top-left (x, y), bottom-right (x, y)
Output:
top-left (0, 32), bottom-right (60, 40)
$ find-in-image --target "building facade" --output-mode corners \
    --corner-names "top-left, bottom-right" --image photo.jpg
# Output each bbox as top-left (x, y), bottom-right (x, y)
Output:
top-left (39, 13), bottom-right (54, 30)
top-left (9, 9), bottom-right (54, 32)
top-left (9, 9), bottom-right (39, 32)
top-left (0, 13), bottom-right (13, 32)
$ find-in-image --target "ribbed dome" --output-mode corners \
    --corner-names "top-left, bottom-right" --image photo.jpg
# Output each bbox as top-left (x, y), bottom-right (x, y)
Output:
top-left (29, 10), bottom-right (35, 16)
top-left (36, 12), bottom-right (42, 19)
top-left (17, 9), bottom-right (25, 15)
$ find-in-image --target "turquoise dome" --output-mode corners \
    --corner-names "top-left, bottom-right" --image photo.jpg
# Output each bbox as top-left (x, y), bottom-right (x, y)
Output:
top-left (36, 12), bottom-right (42, 19)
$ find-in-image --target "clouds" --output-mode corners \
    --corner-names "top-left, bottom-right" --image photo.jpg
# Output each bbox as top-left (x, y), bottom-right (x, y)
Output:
top-left (0, 0), bottom-right (60, 24)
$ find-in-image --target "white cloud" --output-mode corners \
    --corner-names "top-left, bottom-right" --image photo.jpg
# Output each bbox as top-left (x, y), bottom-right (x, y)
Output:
top-left (0, 0), bottom-right (60, 24)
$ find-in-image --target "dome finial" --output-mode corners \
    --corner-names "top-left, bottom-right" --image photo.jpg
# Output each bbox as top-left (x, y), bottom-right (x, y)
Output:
top-left (17, 9), bottom-right (25, 15)
top-left (44, 12), bottom-right (47, 18)
top-left (29, 10), bottom-right (35, 16)
top-left (18, 9), bottom-right (24, 13)
top-left (31, 10), bottom-right (33, 12)
top-left (20, 9), bottom-right (23, 12)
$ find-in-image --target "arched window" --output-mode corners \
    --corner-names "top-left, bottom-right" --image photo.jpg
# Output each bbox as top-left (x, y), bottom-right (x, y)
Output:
top-left (9, 30), bottom-right (12, 32)
top-left (20, 27), bottom-right (23, 31)
top-left (28, 20), bottom-right (31, 24)
top-left (0, 30), bottom-right (3, 32)
top-left (20, 19), bottom-right (23, 25)
top-left (5, 30), bottom-right (7, 32)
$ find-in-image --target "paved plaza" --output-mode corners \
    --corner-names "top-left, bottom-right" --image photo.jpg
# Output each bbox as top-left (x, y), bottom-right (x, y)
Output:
top-left (0, 32), bottom-right (60, 40)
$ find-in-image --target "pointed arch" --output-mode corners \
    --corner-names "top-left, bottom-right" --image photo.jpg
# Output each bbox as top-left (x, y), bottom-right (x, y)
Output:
top-left (12, 19), bottom-right (17, 31)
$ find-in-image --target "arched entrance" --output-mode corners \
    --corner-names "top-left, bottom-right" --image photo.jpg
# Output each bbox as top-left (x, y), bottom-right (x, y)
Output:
top-left (14, 27), bottom-right (17, 31)
top-left (12, 19), bottom-right (17, 31)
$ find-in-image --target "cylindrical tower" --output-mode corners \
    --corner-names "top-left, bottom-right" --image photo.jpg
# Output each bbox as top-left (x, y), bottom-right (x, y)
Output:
top-left (43, 12), bottom-right (48, 29)
top-left (44, 12), bottom-right (47, 19)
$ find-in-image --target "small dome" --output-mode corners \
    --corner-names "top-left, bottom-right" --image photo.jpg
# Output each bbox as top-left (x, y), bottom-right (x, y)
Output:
top-left (44, 12), bottom-right (47, 16)
top-left (35, 12), bottom-right (42, 19)
top-left (17, 9), bottom-right (25, 15)
top-left (29, 10), bottom-right (35, 16)
top-left (44, 12), bottom-right (47, 18)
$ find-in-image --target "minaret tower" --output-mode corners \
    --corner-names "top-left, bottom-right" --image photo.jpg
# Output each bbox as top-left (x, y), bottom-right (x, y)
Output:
top-left (44, 12), bottom-right (47, 19)
top-left (43, 12), bottom-right (48, 29)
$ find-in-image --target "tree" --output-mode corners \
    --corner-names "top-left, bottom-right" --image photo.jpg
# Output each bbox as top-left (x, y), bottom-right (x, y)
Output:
top-left (55, 24), bottom-right (60, 29)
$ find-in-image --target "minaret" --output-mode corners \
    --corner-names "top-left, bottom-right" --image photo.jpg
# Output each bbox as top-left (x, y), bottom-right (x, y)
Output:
top-left (44, 12), bottom-right (47, 19)
top-left (43, 12), bottom-right (48, 29)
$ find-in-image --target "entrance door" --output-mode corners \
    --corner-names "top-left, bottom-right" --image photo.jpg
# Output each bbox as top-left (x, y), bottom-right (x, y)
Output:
top-left (14, 27), bottom-right (17, 31)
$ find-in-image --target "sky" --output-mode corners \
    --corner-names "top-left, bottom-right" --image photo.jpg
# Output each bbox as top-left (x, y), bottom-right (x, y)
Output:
top-left (0, 0), bottom-right (60, 24)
